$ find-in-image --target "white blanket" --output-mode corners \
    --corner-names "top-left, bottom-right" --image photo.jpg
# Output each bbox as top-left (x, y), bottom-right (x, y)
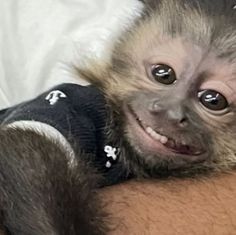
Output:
top-left (0, 0), bottom-right (143, 109)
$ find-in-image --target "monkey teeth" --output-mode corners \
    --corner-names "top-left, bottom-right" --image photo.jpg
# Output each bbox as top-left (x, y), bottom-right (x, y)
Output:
top-left (131, 109), bottom-right (204, 156)
top-left (145, 127), bottom-right (168, 144)
top-left (129, 106), bottom-right (203, 156)
top-left (145, 126), bottom-right (202, 155)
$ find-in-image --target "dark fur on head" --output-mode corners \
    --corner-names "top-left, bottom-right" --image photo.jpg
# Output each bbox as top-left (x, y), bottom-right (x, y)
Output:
top-left (78, 0), bottom-right (236, 176)
top-left (0, 128), bottom-right (108, 235)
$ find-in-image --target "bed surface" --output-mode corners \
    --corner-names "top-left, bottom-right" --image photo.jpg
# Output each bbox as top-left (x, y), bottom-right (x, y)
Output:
top-left (0, 0), bottom-right (143, 109)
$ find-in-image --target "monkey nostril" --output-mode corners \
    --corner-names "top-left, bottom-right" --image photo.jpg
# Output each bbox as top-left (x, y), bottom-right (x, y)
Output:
top-left (149, 101), bottom-right (189, 127)
top-left (178, 117), bottom-right (188, 127)
top-left (149, 101), bottom-right (163, 113)
top-left (153, 102), bottom-right (160, 111)
top-left (166, 108), bottom-right (189, 128)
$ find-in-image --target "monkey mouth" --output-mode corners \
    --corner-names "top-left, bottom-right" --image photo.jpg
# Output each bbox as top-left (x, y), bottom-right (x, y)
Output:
top-left (126, 105), bottom-right (205, 157)
top-left (144, 125), bottom-right (203, 156)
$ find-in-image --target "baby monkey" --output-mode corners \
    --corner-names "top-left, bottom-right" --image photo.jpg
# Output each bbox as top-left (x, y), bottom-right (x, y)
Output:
top-left (81, 0), bottom-right (236, 175)
top-left (0, 0), bottom-right (236, 234)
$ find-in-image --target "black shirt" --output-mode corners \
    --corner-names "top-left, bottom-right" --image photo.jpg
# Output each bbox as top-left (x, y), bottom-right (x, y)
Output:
top-left (0, 83), bottom-right (128, 186)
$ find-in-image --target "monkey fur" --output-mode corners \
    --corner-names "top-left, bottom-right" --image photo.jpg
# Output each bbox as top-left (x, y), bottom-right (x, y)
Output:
top-left (79, 0), bottom-right (236, 175)
top-left (0, 128), bottom-right (107, 235)
top-left (1, 0), bottom-right (236, 234)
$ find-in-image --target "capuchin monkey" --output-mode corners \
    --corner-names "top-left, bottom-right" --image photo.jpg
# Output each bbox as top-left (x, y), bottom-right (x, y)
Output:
top-left (0, 0), bottom-right (236, 234)
top-left (80, 0), bottom-right (236, 175)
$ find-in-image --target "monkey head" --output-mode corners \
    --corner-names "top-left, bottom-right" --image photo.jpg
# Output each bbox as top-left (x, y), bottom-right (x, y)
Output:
top-left (79, 0), bottom-right (236, 175)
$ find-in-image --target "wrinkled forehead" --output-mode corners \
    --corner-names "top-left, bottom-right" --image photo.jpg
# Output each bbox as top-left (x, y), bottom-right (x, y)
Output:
top-left (135, 1), bottom-right (236, 66)
top-left (123, 0), bottom-right (236, 74)
top-left (138, 0), bottom-right (236, 51)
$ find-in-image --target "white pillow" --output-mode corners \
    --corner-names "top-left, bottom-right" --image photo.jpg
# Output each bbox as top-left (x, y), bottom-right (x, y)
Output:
top-left (0, 0), bottom-right (143, 109)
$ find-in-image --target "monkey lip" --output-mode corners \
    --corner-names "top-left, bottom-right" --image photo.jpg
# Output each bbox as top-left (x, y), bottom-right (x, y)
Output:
top-left (143, 125), bottom-right (204, 156)
top-left (160, 135), bottom-right (203, 156)
top-left (126, 105), bottom-right (205, 157)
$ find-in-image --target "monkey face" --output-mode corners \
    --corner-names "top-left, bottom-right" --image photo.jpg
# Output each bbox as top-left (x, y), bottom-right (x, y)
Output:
top-left (116, 35), bottom-right (236, 171)
top-left (80, 0), bottom-right (236, 172)
top-left (107, 1), bottom-right (236, 172)
top-left (122, 56), bottom-right (233, 169)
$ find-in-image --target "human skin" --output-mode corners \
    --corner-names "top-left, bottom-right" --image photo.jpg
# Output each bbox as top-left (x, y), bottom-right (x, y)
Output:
top-left (101, 172), bottom-right (236, 235)
top-left (0, 173), bottom-right (236, 234)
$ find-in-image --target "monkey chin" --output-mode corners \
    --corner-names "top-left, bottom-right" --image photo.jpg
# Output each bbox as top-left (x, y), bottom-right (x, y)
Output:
top-left (123, 104), bottom-right (208, 168)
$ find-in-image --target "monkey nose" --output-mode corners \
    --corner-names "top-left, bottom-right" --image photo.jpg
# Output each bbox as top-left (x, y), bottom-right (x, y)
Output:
top-left (149, 101), bottom-right (189, 128)
top-left (166, 108), bottom-right (189, 128)
top-left (148, 100), bottom-right (163, 113)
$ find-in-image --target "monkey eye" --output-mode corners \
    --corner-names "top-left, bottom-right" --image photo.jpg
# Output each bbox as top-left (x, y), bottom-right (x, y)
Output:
top-left (151, 64), bottom-right (176, 85)
top-left (198, 90), bottom-right (229, 111)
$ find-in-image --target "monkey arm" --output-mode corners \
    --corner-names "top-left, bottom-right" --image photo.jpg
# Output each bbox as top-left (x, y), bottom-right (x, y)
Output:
top-left (0, 128), bottom-right (107, 235)
top-left (0, 83), bottom-right (128, 186)
top-left (102, 174), bottom-right (236, 234)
